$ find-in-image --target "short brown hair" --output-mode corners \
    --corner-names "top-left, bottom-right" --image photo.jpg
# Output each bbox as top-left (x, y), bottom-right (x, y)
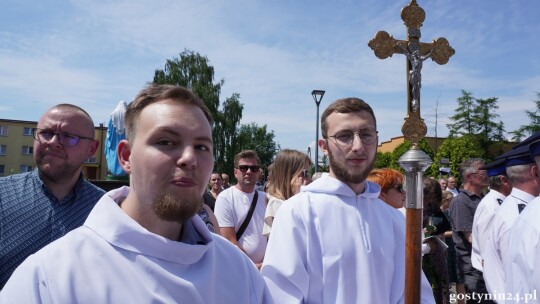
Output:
top-left (125, 84), bottom-right (213, 143)
top-left (320, 97), bottom-right (376, 138)
top-left (234, 150), bottom-right (260, 167)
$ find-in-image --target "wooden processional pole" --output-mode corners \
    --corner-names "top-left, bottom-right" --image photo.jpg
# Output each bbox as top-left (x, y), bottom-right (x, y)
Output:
top-left (368, 1), bottom-right (455, 303)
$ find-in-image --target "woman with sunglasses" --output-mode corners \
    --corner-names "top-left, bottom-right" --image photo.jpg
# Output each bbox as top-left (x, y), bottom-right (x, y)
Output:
top-left (263, 149), bottom-right (312, 238)
top-left (367, 168), bottom-right (406, 209)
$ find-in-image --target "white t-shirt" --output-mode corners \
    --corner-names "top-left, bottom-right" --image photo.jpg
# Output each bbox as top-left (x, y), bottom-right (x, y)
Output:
top-left (0, 187), bottom-right (270, 304)
top-left (214, 186), bottom-right (267, 264)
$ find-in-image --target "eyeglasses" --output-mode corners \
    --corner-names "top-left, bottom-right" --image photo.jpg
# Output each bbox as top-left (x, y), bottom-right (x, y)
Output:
top-left (236, 165), bottom-right (260, 173)
top-left (327, 128), bottom-right (378, 147)
top-left (392, 184), bottom-right (405, 194)
top-left (470, 170), bottom-right (487, 177)
top-left (33, 128), bottom-right (94, 147)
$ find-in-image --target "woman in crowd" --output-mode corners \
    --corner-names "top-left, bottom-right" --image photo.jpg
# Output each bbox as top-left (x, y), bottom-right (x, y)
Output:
top-left (441, 190), bottom-right (465, 304)
top-left (202, 172), bottom-right (223, 211)
top-left (263, 149), bottom-right (312, 238)
top-left (367, 168), bottom-right (406, 209)
top-left (423, 178), bottom-right (451, 304)
top-left (208, 172), bottom-right (223, 199)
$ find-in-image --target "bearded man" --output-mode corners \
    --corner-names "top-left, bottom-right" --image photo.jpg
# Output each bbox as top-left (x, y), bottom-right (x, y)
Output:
top-left (0, 104), bottom-right (104, 288)
top-left (261, 97), bottom-right (435, 303)
top-left (1, 85), bottom-right (269, 303)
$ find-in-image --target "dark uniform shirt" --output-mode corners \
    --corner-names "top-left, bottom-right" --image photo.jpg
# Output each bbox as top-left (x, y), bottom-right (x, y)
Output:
top-left (0, 169), bottom-right (105, 288)
top-left (448, 189), bottom-right (483, 259)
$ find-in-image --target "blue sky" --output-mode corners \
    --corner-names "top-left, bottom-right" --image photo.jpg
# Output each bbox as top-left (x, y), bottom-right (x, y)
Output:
top-left (1, 0), bottom-right (539, 156)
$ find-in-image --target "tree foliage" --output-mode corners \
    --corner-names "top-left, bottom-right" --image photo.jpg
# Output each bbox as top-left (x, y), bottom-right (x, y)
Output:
top-left (153, 49), bottom-right (279, 176)
top-left (475, 97), bottom-right (505, 156)
top-left (237, 123), bottom-right (280, 172)
top-left (447, 90), bottom-right (505, 159)
top-left (447, 90), bottom-right (476, 136)
top-left (154, 49), bottom-right (223, 116)
top-left (375, 152), bottom-right (392, 169)
top-left (510, 92), bottom-right (540, 141)
top-left (430, 135), bottom-right (484, 184)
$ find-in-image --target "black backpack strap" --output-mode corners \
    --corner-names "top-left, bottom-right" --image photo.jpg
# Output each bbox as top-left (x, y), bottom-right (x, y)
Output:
top-left (236, 191), bottom-right (258, 240)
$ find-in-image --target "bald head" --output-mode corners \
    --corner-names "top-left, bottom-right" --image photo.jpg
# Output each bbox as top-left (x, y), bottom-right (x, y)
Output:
top-left (39, 104), bottom-right (95, 137)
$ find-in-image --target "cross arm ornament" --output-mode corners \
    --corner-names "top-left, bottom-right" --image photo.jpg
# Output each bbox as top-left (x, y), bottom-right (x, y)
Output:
top-left (368, 31), bottom-right (453, 65)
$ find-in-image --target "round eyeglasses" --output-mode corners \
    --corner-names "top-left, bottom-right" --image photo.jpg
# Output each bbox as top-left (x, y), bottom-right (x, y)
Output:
top-left (326, 128), bottom-right (378, 147)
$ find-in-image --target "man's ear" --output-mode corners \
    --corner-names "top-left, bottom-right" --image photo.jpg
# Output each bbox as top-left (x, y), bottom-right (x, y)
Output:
top-left (87, 140), bottom-right (99, 157)
top-left (319, 139), bottom-right (328, 155)
top-left (532, 163), bottom-right (539, 178)
top-left (117, 139), bottom-right (132, 174)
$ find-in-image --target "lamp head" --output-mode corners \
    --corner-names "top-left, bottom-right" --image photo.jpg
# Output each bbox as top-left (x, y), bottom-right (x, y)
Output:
top-left (311, 90), bottom-right (325, 106)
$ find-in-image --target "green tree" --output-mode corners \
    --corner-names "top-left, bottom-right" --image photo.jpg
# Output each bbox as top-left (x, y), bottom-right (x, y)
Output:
top-left (375, 152), bottom-right (392, 169)
top-left (474, 97), bottom-right (505, 158)
top-left (510, 92), bottom-right (540, 141)
top-left (431, 135), bottom-right (484, 184)
top-left (236, 123), bottom-right (280, 172)
top-left (154, 49), bottom-right (222, 116)
top-left (447, 90), bottom-right (506, 158)
top-left (447, 90), bottom-right (476, 136)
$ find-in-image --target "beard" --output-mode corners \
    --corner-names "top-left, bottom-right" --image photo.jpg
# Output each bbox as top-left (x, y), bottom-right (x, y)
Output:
top-left (151, 190), bottom-right (202, 224)
top-left (327, 147), bottom-right (374, 185)
top-left (35, 153), bottom-right (81, 184)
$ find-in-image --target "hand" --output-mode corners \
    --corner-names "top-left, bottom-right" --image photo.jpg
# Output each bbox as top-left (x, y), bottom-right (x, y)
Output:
top-left (423, 237), bottom-right (438, 255)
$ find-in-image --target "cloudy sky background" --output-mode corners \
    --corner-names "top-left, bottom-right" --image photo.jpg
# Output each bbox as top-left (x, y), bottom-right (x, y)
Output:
top-left (1, 0), bottom-right (539, 156)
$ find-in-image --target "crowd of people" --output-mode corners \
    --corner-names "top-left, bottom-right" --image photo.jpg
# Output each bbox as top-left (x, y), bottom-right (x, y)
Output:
top-left (1, 83), bottom-right (538, 303)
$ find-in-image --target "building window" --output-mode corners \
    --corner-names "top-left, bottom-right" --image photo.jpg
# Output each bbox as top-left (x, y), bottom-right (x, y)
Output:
top-left (21, 146), bottom-right (34, 155)
top-left (23, 127), bottom-right (33, 136)
top-left (0, 145), bottom-right (6, 155)
top-left (0, 125), bottom-right (7, 136)
top-left (0, 165), bottom-right (4, 176)
top-left (84, 157), bottom-right (97, 164)
top-left (20, 165), bottom-right (32, 173)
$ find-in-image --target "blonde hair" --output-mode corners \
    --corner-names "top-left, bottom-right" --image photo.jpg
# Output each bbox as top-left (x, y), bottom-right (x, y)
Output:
top-left (268, 149), bottom-right (311, 200)
top-left (441, 190), bottom-right (453, 203)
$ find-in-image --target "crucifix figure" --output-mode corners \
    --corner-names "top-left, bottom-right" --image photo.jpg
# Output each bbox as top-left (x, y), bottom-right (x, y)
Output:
top-left (399, 45), bottom-right (432, 112)
top-left (368, 1), bottom-right (454, 304)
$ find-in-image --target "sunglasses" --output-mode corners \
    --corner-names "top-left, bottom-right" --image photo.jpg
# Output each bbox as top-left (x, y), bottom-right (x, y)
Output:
top-left (236, 165), bottom-right (260, 173)
top-left (393, 184), bottom-right (405, 193)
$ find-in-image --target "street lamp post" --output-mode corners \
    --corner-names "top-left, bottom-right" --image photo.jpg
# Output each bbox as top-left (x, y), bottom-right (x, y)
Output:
top-left (312, 90), bottom-right (325, 173)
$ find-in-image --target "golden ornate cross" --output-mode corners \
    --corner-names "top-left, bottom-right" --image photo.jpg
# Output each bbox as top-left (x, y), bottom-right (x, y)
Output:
top-left (368, 2), bottom-right (455, 304)
top-left (368, 0), bottom-right (455, 144)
